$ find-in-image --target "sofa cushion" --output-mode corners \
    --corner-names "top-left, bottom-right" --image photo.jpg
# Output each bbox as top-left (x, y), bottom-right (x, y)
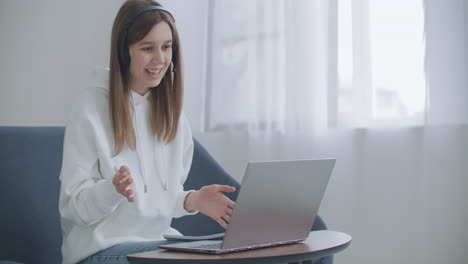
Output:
top-left (0, 127), bottom-right (64, 264)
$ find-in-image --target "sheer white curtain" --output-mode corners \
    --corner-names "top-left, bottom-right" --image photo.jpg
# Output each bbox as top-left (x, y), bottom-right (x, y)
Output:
top-left (205, 0), bottom-right (324, 133)
top-left (205, 0), bottom-right (435, 132)
top-left (204, 0), bottom-right (467, 263)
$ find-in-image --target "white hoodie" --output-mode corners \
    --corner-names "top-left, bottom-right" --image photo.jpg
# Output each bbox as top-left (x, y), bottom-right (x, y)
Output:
top-left (59, 82), bottom-right (196, 264)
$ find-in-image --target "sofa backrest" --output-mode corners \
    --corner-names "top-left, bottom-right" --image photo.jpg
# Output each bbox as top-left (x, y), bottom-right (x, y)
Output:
top-left (0, 127), bottom-right (65, 264)
top-left (0, 126), bottom-right (329, 264)
top-left (0, 126), bottom-right (241, 264)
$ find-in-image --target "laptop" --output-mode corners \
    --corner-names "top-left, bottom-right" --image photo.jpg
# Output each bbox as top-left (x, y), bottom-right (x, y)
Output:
top-left (159, 159), bottom-right (336, 254)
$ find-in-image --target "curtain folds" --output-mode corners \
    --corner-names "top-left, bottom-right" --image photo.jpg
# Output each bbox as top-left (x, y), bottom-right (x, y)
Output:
top-left (204, 0), bottom-right (468, 263)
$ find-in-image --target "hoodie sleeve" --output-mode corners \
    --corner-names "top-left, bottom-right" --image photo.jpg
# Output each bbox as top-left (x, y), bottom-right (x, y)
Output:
top-left (59, 92), bottom-right (124, 226)
top-left (172, 113), bottom-right (198, 218)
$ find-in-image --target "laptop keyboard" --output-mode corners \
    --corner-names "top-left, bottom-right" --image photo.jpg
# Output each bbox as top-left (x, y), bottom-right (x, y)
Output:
top-left (195, 242), bottom-right (222, 250)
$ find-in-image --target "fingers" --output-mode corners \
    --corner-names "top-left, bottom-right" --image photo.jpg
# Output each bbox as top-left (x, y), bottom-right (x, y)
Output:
top-left (217, 210), bottom-right (233, 229)
top-left (123, 184), bottom-right (135, 202)
top-left (226, 207), bottom-right (233, 216)
top-left (197, 184), bottom-right (237, 229)
top-left (127, 192), bottom-right (135, 202)
top-left (215, 185), bottom-right (236, 193)
top-left (116, 174), bottom-right (133, 191)
top-left (115, 166), bottom-right (131, 183)
top-left (222, 213), bottom-right (231, 222)
top-left (119, 165), bottom-right (130, 174)
top-left (117, 176), bottom-right (133, 192)
top-left (217, 192), bottom-right (235, 209)
top-left (216, 217), bottom-right (228, 229)
top-left (112, 172), bottom-right (124, 186)
top-left (114, 167), bottom-right (130, 184)
top-left (113, 166), bottom-right (136, 202)
top-left (215, 202), bottom-right (235, 229)
top-left (226, 199), bottom-right (235, 209)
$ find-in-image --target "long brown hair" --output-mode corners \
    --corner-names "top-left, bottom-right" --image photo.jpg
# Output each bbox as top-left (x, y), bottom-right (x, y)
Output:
top-left (109, 0), bottom-right (184, 156)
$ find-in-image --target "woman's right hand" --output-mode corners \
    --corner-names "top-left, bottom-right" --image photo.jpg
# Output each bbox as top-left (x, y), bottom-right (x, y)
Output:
top-left (112, 166), bottom-right (136, 202)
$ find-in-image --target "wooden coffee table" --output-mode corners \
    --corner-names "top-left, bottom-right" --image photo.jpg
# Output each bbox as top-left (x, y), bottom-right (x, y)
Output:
top-left (128, 230), bottom-right (352, 264)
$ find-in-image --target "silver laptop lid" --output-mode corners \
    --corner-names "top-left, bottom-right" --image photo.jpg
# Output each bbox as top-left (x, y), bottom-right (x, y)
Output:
top-left (221, 159), bottom-right (335, 250)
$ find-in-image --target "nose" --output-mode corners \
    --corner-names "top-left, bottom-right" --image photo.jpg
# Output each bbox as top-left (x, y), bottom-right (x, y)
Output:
top-left (151, 49), bottom-right (166, 65)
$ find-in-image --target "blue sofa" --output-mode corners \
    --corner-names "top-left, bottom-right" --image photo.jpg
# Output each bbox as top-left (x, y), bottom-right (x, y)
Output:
top-left (0, 127), bottom-right (332, 264)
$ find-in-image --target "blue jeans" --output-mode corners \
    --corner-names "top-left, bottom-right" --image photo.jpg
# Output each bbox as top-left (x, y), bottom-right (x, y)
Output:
top-left (78, 240), bottom-right (174, 264)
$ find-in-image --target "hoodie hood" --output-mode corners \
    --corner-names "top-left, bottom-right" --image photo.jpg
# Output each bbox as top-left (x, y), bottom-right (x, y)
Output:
top-left (90, 66), bottom-right (110, 91)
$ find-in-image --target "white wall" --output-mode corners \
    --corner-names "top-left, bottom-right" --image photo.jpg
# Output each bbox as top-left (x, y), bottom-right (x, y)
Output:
top-left (0, 0), bottom-right (246, 198)
top-left (0, 0), bottom-right (208, 131)
top-left (424, 0), bottom-right (468, 124)
top-left (0, 0), bottom-right (119, 125)
top-left (466, 0), bottom-right (468, 77)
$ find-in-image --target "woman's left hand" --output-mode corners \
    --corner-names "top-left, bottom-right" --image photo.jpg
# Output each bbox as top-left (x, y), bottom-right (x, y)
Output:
top-left (185, 185), bottom-right (236, 229)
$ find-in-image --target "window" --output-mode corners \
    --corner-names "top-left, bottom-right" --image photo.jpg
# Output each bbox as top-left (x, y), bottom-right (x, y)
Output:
top-left (337, 0), bottom-right (426, 127)
top-left (205, 0), bottom-right (427, 131)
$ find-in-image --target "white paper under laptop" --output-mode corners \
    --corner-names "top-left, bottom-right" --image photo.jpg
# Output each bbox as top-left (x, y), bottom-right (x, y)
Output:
top-left (159, 159), bottom-right (336, 254)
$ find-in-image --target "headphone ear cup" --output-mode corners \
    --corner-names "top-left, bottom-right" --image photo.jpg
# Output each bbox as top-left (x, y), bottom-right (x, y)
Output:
top-left (171, 49), bottom-right (177, 72)
top-left (123, 48), bottom-right (130, 70)
top-left (118, 36), bottom-right (130, 74)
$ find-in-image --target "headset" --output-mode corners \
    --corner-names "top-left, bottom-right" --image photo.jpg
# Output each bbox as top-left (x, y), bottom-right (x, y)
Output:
top-left (118, 6), bottom-right (177, 74)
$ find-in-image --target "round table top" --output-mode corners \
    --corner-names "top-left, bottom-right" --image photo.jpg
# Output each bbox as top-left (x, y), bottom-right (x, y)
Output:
top-left (128, 230), bottom-right (352, 264)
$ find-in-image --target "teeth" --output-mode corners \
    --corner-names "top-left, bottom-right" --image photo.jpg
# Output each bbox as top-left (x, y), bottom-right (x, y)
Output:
top-left (146, 69), bottom-right (161, 74)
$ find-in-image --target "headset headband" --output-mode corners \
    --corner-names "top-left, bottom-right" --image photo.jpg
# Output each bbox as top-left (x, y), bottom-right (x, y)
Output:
top-left (118, 6), bottom-right (176, 74)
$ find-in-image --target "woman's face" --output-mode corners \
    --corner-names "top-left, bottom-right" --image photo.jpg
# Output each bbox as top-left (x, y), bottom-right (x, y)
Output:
top-left (127, 21), bottom-right (173, 95)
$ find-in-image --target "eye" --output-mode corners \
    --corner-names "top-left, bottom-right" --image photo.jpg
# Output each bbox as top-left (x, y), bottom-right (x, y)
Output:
top-left (142, 46), bottom-right (153, 51)
top-left (162, 44), bottom-right (173, 50)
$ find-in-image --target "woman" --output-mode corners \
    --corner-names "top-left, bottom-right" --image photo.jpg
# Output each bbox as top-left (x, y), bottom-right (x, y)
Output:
top-left (59, 1), bottom-right (235, 263)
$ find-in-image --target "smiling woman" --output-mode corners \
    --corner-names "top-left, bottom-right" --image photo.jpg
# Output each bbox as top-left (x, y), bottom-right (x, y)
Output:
top-left (109, 1), bottom-right (184, 153)
top-left (127, 22), bottom-right (174, 95)
top-left (58, 1), bottom-right (237, 264)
